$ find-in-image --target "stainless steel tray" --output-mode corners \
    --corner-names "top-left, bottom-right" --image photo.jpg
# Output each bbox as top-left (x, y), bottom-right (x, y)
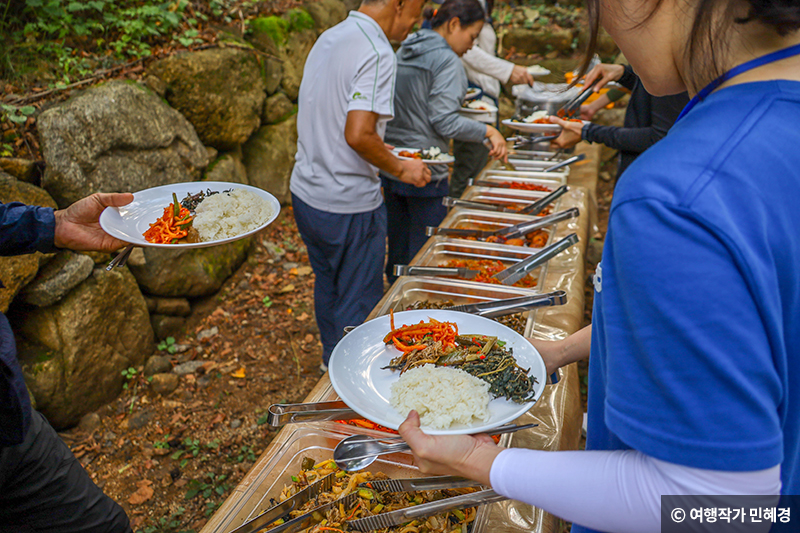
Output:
top-left (507, 158), bottom-right (571, 171)
top-left (509, 149), bottom-right (570, 161)
top-left (373, 276), bottom-right (540, 336)
top-left (482, 169), bottom-right (567, 185)
top-left (461, 186), bottom-right (564, 214)
top-left (411, 236), bottom-right (547, 291)
top-left (473, 173), bottom-right (565, 192)
top-left (437, 209), bottom-right (556, 248)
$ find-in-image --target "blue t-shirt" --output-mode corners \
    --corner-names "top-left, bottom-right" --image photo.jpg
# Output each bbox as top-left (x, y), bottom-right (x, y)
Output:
top-left (575, 80), bottom-right (800, 533)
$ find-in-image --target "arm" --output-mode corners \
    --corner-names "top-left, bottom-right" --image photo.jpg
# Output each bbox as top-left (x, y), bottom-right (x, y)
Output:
top-left (528, 324), bottom-right (591, 375)
top-left (0, 202), bottom-right (58, 256)
top-left (461, 45), bottom-right (515, 84)
top-left (345, 110), bottom-right (430, 187)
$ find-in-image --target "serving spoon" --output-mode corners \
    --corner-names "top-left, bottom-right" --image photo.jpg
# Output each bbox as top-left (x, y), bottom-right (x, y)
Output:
top-left (333, 422), bottom-right (539, 471)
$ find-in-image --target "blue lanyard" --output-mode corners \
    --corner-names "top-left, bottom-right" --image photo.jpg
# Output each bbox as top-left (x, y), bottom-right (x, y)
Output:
top-left (676, 41), bottom-right (800, 122)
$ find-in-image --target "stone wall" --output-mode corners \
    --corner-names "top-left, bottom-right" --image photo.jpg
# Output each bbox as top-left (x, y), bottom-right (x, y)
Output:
top-left (0, 0), bottom-right (349, 429)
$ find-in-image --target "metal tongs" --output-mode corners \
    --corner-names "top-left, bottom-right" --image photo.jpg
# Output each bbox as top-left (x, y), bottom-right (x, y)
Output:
top-left (426, 207), bottom-right (580, 240)
top-left (442, 184), bottom-right (568, 215)
top-left (557, 79), bottom-right (599, 117)
top-left (543, 153), bottom-right (586, 173)
top-left (267, 400), bottom-right (359, 427)
top-left (492, 233), bottom-right (580, 286)
top-left (442, 290), bottom-right (567, 317)
top-left (392, 265), bottom-right (478, 279)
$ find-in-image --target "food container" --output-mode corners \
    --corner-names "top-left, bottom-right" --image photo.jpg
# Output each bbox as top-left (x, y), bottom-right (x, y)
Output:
top-left (437, 208), bottom-right (556, 248)
top-left (371, 276), bottom-right (541, 336)
top-left (202, 422), bottom-right (496, 533)
top-left (515, 82), bottom-right (581, 117)
top-left (477, 171), bottom-right (566, 190)
top-left (509, 149), bottom-right (571, 161)
top-left (410, 236), bottom-right (548, 291)
top-left (462, 185), bottom-right (564, 213)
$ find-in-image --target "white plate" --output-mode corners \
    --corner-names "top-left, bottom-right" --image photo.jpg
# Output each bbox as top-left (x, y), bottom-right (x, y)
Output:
top-left (502, 119), bottom-right (561, 134)
top-left (328, 309), bottom-right (545, 435)
top-left (460, 103), bottom-right (498, 114)
top-left (99, 181), bottom-right (281, 248)
top-left (464, 87), bottom-right (481, 100)
top-left (527, 65), bottom-right (551, 77)
top-left (392, 147), bottom-right (455, 165)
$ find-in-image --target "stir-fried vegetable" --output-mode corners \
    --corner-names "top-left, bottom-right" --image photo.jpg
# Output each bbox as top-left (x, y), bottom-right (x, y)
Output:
top-left (142, 193), bottom-right (194, 244)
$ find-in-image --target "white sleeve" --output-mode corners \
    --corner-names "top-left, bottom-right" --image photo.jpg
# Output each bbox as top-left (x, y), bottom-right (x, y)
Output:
top-left (347, 48), bottom-right (396, 119)
top-left (461, 45), bottom-right (514, 84)
top-left (490, 448), bottom-right (781, 533)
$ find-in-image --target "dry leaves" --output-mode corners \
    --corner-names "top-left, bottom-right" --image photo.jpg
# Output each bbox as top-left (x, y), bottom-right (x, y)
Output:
top-left (128, 480), bottom-right (154, 505)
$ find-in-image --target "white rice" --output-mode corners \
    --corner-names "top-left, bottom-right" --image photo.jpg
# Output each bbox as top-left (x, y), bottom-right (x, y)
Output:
top-left (193, 189), bottom-right (272, 242)
top-left (390, 364), bottom-right (491, 429)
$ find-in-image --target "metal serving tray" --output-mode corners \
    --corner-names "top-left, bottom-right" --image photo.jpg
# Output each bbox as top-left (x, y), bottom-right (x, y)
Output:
top-left (509, 149), bottom-right (571, 161)
top-left (437, 209), bottom-right (556, 248)
top-left (204, 423), bottom-right (494, 533)
top-left (411, 236), bottom-right (547, 291)
top-left (482, 168), bottom-right (568, 185)
top-left (476, 172), bottom-right (565, 191)
top-left (373, 276), bottom-right (540, 336)
top-left (462, 186), bottom-right (564, 214)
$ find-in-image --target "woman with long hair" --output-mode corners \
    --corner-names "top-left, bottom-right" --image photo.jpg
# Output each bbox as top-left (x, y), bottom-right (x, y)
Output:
top-left (399, 0), bottom-right (800, 530)
top-left (381, 0), bottom-right (506, 281)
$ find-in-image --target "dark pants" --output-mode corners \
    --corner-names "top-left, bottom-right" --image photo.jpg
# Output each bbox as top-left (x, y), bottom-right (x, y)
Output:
top-left (382, 178), bottom-right (448, 284)
top-left (0, 411), bottom-right (132, 533)
top-left (450, 139), bottom-right (490, 199)
top-left (292, 194), bottom-right (387, 365)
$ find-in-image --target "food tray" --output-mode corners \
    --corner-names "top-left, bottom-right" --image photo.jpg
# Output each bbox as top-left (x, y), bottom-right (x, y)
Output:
top-left (481, 169), bottom-right (567, 185)
top-left (509, 149), bottom-right (571, 161)
top-left (411, 236), bottom-right (548, 291)
top-left (437, 209), bottom-right (556, 248)
top-left (476, 172), bottom-right (566, 191)
top-left (371, 276), bottom-right (540, 337)
top-left (461, 186), bottom-right (564, 214)
top-left (203, 423), bottom-right (495, 533)
top-left (506, 158), bottom-right (571, 171)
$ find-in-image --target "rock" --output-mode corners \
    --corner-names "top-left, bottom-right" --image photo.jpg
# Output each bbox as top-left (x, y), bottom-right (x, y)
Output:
top-left (204, 148), bottom-right (248, 184)
top-left (151, 297), bottom-right (191, 316)
top-left (502, 27), bottom-right (575, 56)
top-left (196, 326), bottom-right (219, 342)
top-left (242, 116), bottom-right (298, 204)
top-left (173, 360), bottom-right (205, 375)
top-left (263, 241), bottom-right (286, 260)
top-left (129, 409), bottom-right (154, 430)
top-left (304, 0), bottom-right (347, 31)
top-left (144, 355), bottom-right (172, 376)
top-left (0, 158), bottom-right (36, 182)
top-left (146, 48), bottom-right (266, 151)
top-left (15, 268), bottom-right (154, 429)
top-left (0, 172), bottom-right (58, 312)
top-left (205, 146), bottom-right (219, 161)
top-left (128, 238), bottom-right (251, 297)
top-left (126, 247), bottom-right (146, 268)
top-left (264, 57), bottom-right (284, 96)
top-left (38, 80), bottom-right (208, 208)
top-left (143, 74), bottom-right (167, 97)
top-left (280, 30), bottom-right (317, 101)
top-left (230, 418), bottom-right (242, 429)
top-left (143, 296), bottom-right (158, 313)
top-left (78, 412), bottom-right (101, 433)
top-left (18, 251), bottom-right (94, 307)
top-left (150, 314), bottom-right (186, 340)
top-left (262, 93), bottom-right (295, 125)
top-left (150, 373), bottom-right (179, 395)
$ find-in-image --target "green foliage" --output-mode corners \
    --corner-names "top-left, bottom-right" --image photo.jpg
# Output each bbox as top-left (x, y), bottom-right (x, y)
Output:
top-left (137, 506), bottom-right (189, 533)
top-left (285, 8), bottom-right (314, 32)
top-left (262, 296), bottom-right (273, 308)
top-left (1, 103), bottom-right (36, 125)
top-left (121, 366), bottom-right (137, 389)
top-left (153, 435), bottom-right (170, 449)
top-left (157, 336), bottom-right (177, 354)
top-left (249, 16), bottom-right (287, 46)
top-left (184, 472), bottom-right (229, 501)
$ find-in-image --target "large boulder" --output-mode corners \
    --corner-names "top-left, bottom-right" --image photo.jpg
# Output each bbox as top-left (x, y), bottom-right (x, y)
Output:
top-left (262, 92), bottom-right (295, 125)
top-left (502, 27), bottom-right (575, 57)
top-left (17, 251), bottom-right (94, 307)
top-left (127, 238), bottom-right (252, 297)
top-left (242, 116), bottom-right (297, 204)
top-left (14, 267), bottom-right (154, 429)
top-left (304, 0), bottom-right (348, 31)
top-left (0, 172), bottom-right (58, 312)
top-left (204, 146), bottom-right (248, 184)
top-left (280, 29), bottom-right (317, 101)
top-left (147, 48), bottom-right (267, 151)
top-left (38, 80), bottom-right (208, 208)
top-left (0, 158), bottom-right (37, 183)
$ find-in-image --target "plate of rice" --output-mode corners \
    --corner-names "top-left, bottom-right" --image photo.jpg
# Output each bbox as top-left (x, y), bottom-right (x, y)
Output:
top-left (99, 181), bottom-right (280, 248)
top-left (328, 309), bottom-right (546, 435)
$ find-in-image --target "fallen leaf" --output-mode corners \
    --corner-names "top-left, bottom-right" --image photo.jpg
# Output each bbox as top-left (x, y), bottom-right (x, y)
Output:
top-left (289, 267), bottom-right (298, 275)
top-left (231, 367), bottom-right (246, 379)
top-left (279, 284), bottom-right (295, 294)
top-left (296, 312), bottom-right (309, 321)
top-left (304, 334), bottom-right (314, 343)
top-left (128, 480), bottom-right (154, 505)
top-left (295, 266), bottom-right (313, 277)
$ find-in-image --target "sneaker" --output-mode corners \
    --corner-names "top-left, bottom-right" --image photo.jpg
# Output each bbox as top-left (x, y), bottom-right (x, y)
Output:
top-left (582, 412), bottom-right (587, 437)
top-left (319, 362), bottom-right (328, 373)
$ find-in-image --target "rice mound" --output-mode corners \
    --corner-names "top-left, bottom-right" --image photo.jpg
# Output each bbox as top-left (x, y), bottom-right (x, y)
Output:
top-left (193, 189), bottom-right (272, 242)
top-left (390, 364), bottom-right (491, 429)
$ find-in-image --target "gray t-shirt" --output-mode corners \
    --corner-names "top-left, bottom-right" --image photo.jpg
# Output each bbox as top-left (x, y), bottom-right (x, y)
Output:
top-left (290, 11), bottom-right (396, 214)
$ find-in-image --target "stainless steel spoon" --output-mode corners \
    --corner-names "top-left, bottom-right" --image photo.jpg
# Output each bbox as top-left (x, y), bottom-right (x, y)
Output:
top-left (333, 422), bottom-right (539, 471)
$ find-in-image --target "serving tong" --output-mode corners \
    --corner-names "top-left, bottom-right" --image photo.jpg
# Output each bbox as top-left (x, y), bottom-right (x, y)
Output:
top-left (557, 78), bottom-right (599, 117)
top-left (233, 472), bottom-right (506, 533)
top-left (426, 207), bottom-right (579, 240)
top-left (543, 153), bottom-right (585, 173)
top-left (492, 233), bottom-right (580, 286)
top-left (443, 184), bottom-right (569, 215)
top-left (392, 265), bottom-right (479, 279)
top-left (105, 244), bottom-right (135, 271)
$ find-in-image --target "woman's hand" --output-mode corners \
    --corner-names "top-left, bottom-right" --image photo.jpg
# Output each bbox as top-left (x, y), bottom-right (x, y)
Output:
top-left (547, 116), bottom-right (584, 150)
top-left (53, 192), bottom-right (134, 252)
top-left (508, 65), bottom-right (534, 86)
top-left (526, 325), bottom-right (593, 375)
top-left (583, 63), bottom-right (624, 91)
top-left (398, 411), bottom-right (502, 485)
top-left (485, 126), bottom-right (508, 162)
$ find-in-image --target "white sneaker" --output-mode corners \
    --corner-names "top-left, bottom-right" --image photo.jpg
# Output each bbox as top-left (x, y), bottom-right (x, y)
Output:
top-left (319, 362), bottom-right (328, 373)
top-left (582, 412), bottom-right (588, 437)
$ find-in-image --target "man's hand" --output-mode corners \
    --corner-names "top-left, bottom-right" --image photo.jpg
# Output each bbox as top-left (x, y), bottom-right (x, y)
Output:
top-left (508, 65), bottom-right (534, 86)
top-left (54, 192), bottom-right (134, 252)
top-left (548, 116), bottom-right (584, 150)
top-left (398, 410), bottom-right (501, 485)
top-left (485, 126), bottom-right (508, 162)
top-left (583, 63), bottom-right (625, 91)
top-left (397, 159), bottom-right (431, 188)
top-left (580, 104), bottom-right (597, 121)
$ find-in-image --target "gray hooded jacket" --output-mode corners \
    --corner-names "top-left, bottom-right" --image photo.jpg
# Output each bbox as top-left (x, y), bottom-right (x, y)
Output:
top-left (385, 30), bottom-right (487, 182)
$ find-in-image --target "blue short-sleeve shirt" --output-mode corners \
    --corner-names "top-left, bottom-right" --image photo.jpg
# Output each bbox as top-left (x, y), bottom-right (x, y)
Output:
top-left (575, 80), bottom-right (800, 532)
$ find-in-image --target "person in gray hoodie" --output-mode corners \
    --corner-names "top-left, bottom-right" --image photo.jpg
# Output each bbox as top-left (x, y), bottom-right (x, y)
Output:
top-left (381, 0), bottom-right (506, 282)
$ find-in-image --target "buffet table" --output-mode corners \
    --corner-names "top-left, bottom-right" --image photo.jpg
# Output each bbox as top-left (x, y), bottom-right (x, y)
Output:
top-left (202, 143), bottom-right (599, 533)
